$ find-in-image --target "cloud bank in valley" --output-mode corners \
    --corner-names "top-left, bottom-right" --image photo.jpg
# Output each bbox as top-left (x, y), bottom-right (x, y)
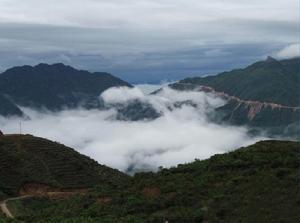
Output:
top-left (0, 87), bottom-right (264, 172)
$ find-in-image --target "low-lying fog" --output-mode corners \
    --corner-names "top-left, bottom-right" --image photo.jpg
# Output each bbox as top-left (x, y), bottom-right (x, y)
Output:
top-left (0, 86), bottom-right (265, 173)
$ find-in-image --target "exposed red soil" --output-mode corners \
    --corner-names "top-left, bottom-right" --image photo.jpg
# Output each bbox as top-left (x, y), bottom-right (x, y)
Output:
top-left (178, 83), bottom-right (299, 120)
top-left (19, 183), bottom-right (88, 200)
top-left (96, 196), bottom-right (112, 205)
top-left (142, 187), bottom-right (161, 198)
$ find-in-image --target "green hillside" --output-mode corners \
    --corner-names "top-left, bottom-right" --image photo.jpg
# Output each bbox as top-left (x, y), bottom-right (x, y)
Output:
top-left (0, 63), bottom-right (131, 116)
top-left (3, 140), bottom-right (299, 223)
top-left (174, 57), bottom-right (299, 107)
top-left (0, 135), bottom-right (128, 196)
top-left (170, 57), bottom-right (300, 137)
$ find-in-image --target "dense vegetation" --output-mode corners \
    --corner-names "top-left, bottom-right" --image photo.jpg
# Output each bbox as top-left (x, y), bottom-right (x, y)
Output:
top-left (0, 135), bottom-right (128, 196)
top-left (0, 63), bottom-right (131, 116)
top-left (173, 57), bottom-right (299, 107)
top-left (1, 139), bottom-right (299, 222)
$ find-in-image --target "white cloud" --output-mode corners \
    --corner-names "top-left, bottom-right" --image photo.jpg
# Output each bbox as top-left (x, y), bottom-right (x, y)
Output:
top-left (102, 86), bottom-right (226, 115)
top-left (0, 87), bottom-right (265, 172)
top-left (101, 87), bottom-right (144, 104)
top-left (276, 43), bottom-right (300, 59)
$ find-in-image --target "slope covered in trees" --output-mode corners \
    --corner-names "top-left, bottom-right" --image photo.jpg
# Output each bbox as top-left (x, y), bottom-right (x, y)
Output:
top-left (1, 140), bottom-right (299, 223)
top-left (0, 135), bottom-right (128, 197)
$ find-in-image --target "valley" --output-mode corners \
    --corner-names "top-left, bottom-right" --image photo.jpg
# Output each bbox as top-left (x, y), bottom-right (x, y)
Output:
top-left (0, 1), bottom-right (299, 222)
top-left (0, 57), bottom-right (299, 222)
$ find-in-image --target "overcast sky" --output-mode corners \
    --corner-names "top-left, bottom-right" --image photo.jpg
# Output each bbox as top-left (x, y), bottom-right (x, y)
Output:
top-left (0, 0), bottom-right (299, 83)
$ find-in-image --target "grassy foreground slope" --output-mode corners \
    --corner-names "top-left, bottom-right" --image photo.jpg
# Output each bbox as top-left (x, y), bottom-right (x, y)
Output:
top-left (6, 140), bottom-right (300, 223)
top-left (0, 135), bottom-right (128, 196)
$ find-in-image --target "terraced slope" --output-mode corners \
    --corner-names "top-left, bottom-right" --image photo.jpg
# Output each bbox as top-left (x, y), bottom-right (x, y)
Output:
top-left (0, 135), bottom-right (128, 196)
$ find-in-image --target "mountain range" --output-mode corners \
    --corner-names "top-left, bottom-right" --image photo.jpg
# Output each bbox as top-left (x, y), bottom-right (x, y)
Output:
top-left (0, 56), bottom-right (299, 222)
top-left (0, 57), bottom-right (298, 139)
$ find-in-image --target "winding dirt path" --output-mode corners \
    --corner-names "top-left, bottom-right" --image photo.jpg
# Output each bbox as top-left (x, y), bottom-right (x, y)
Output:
top-left (0, 195), bottom-right (32, 218)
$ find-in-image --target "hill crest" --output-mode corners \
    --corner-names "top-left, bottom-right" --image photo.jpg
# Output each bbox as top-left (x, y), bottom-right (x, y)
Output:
top-left (0, 134), bottom-right (129, 196)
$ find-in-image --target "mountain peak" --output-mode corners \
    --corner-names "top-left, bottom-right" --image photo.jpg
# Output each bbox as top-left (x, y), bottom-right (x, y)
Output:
top-left (35, 63), bottom-right (73, 70)
top-left (266, 56), bottom-right (277, 63)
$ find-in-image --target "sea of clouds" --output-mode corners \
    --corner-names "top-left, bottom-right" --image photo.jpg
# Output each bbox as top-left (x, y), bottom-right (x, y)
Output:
top-left (0, 86), bottom-right (264, 173)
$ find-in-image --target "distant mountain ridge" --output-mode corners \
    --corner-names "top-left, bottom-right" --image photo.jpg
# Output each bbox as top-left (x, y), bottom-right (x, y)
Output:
top-left (0, 63), bottom-right (132, 116)
top-left (171, 57), bottom-right (300, 137)
top-left (174, 57), bottom-right (299, 107)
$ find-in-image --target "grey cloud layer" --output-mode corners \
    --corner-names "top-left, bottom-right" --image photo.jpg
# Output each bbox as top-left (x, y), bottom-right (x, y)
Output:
top-left (0, 0), bottom-right (298, 29)
top-left (0, 0), bottom-right (298, 81)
